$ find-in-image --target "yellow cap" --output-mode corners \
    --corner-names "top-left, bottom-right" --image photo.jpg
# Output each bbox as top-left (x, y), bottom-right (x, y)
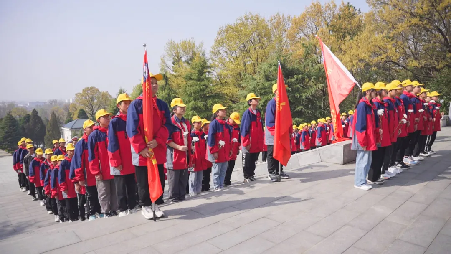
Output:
top-left (26, 144), bottom-right (34, 149)
top-left (362, 82), bottom-right (375, 92)
top-left (429, 91), bottom-right (440, 97)
top-left (59, 138), bottom-right (65, 143)
top-left (51, 155), bottom-right (58, 162)
top-left (191, 116), bottom-right (202, 123)
top-left (52, 140), bottom-right (58, 144)
top-left (149, 72), bottom-right (163, 81)
top-left (272, 83), bottom-right (288, 93)
top-left (230, 112), bottom-right (241, 124)
top-left (402, 79), bottom-right (412, 86)
top-left (201, 119), bottom-right (210, 127)
top-left (348, 110), bottom-right (354, 115)
top-left (417, 88), bottom-right (429, 95)
top-left (116, 93), bottom-right (132, 104)
top-left (44, 148), bottom-right (53, 155)
top-left (386, 83), bottom-right (403, 91)
top-left (293, 125), bottom-right (297, 130)
top-left (170, 98), bottom-right (186, 108)
top-left (95, 109), bottom-right (111, 120)
top-left (20, 137), bottom-right (26, 142)
top-left (391, 80), bottom-right (402, 86)
top-left (326, 117), bottom-right (331, 120)
top-left (57, 155), bottom-right (65, 161)
top-left (212, 104), bottom-right (227, 114)
top-left (311, 120), bottom-right (316, 124)
top-left (25, 138), bottom-right (33, 143)
top-left (341, 113), bottom-right (347, 116)
top-left (298, 124), bottom-right (304, 129)
top-left (411, 81), bottom-right (423, 86)
top-left (17, 141), bottom-right (21, 146)
top-left (83, 119), bottom-right (95, 129)
top-left (245, 93), bottom-right (261, 102)
top-left (374, 82), bottom-right (387, 91)
top-left (35, 148), bottom-right (43, 155)
top-left (66, 143), bottom-right (75, 151)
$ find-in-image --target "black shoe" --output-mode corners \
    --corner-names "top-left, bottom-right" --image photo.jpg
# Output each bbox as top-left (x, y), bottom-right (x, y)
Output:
top-left (80, 217), bottom-right (86, 221)
top-left (250, 176), bottom-right (256, 181)
top-left (280, 172), bottom-right (290, 179)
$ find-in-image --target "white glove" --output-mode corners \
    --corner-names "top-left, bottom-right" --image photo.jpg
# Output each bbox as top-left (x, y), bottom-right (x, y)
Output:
top-left (232, 138), bottom-right (238, 142)
top-left (204, 135), bottom-right (208, 139)
top-left (430, 100), bottom-right (436, 103)
top-left (418, 109), bottom-right (424, 112)
top-left (342, 125), bottom-right (345, 128)
top-left (218, 140), bottom-right (225, 147)
top-left (408, 109), bottom-right (414, 113)
top-left (437, 106), bottom-right (440, 109)
top-left (377, 109), bottom-right (384, 116)
top-left (192, 137), bottom-right (199, 142)
top-left (183, 132), bottom-right (189, 136)
top-left (401, 119), bottom-right (407, 123)
top-left (424, 103), bottom-right (428, 106)
top-left (403, 114), bottom-right (407, 119)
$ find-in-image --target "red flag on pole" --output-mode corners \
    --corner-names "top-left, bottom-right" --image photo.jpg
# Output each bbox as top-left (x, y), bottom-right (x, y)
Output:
top-left (273, 63), bottom-right (292, 166)
top-left (317, 36), bottom-right (358, 141)
top-left (142, 49), bottom-right (163, 202)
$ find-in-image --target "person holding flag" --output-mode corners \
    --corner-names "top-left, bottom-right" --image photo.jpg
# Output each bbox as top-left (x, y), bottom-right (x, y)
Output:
top-left (265, 63), bottom-right (292, 182)
top-left (127, 60), bottom-right (171, 219)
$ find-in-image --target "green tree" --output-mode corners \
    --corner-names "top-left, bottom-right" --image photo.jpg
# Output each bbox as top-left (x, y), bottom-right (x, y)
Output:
top-left (18, 113), bottom-right (31, 138)
top-left (28, 109), bottom-right (46, 146)
top-left (130, 83), bottom-right (142, 100)
top-left (44, 112), bottom-right (61, 148)
top-left (75, 108), bottom-right (89, 119)
top-left (10, 107), bottom-right (29, 119)
top-left (73, 87), bottom-right (113, 120)
top-left (0, 113), bottom-right (20, 152)
top-left (65, 110), bottom-right (73, 124)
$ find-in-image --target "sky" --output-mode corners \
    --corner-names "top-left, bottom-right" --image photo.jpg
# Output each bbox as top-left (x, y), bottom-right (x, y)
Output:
top-left (0, 0), bottom-right (369, 102)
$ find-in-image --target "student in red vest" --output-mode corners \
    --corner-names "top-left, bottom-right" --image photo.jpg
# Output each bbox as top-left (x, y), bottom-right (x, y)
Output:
top-left (108, 94), bottom-right (136, 217)
top-left (54, 155), bottom-right (67, 222)
top-left (296, 124), bottom-right (302, 152)
top-left (326, 117), bottom-right (334, 144)
top-left (201, 119), bottom-right (212, 192)
top-left (351, 82), bottom-right (377, 191)
top-left (300, 124), bottom-right (311, 151)
top-left (309, 121), bottom-right (317, 149)
top-left (45, 155), bottom-right (59, 221)
top-left (392, 80), bottom-right (411, 169)
top-left (23, 143), bottom-right (35, 195)
top-left (127, 73), bottom-right (170, 219)
top-left (347, 110), bottom-right (355, 138)
top-left (40, 148), bottom-right (53, 211)
top-left (316, 119), bottom-right (328, 147)
top-left (16, 138), bottom-right (28, 192)
top-left (52, 140), bottom-right (59, 152)
top-left (29, 148), bottom-right (45, 202)
top-left (70, 119), bottom-right (100, 221)
top-left (414, 87), bottom-right (430, 158)
top-left (290, 125), bottom-right (297, 154)
top-left (54, 138), bottom-right (66, 156)
top-left (425, 91), bottom-right (441, 154)
top-left (384, 82), bottom-right (404, 175)
top-left (241, 93), bottom-right (264, 182)
top-left (423, 93), bottom-right (435, 156)
top-left (189, 116), bottom-right (206, 195)
top-left (59, 143), bottom-right (78, 222)
top-left (167, 98), bottom-right (191, 202)
top-left (407, 81), bottom-right (425, 162)
top-left (208, 104), bottom-right (232, 190)
top-left (225, 112), bottom-right (241, 186)
top-left (341, 113), bottom-right (348, 138)
top-left (89, 109), bottom-right (118, 218)
top-left (367, 82), bottom-right (394, 185)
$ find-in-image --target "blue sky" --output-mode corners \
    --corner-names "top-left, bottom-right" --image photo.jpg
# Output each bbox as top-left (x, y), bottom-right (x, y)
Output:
top-left (0, 0), bottom-right (369, 102)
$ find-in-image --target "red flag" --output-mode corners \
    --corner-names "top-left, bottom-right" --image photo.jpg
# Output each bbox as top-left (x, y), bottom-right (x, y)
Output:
top-left (142, 49), bottom-right (163, 202)
top-left (318, 36), bottom-right (357, 141)
top-left (273, 63), bottom-right (292, 166)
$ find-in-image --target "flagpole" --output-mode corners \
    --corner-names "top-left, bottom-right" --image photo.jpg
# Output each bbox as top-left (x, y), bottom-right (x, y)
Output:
top-left (143, 43), bottom-right (157, 222)
top-left (277, 61), bottom-right (282, 182)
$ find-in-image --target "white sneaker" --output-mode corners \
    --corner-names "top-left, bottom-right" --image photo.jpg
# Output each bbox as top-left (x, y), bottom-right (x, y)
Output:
top-left (54, 215), bottom-right (59, 222)
top-left (412, 156), bottom-right (424, 161)
top-left (388, 167), bottom-right (398, 174)
top-left (21, 187), bottom-right (27, 192)
top-left (214, 188), bottom-right (222, 192)
top-left (118, 211), bottom-right (128, 217)
top-left (141, 206), bottom-right (154, 220)
top-left (384, 172), bottom-right (395, 178)
top-left (39, 201), bottom-right (45, 206)
top-left (397, 168), bottom-right (403, 174)
top-left (427, 151), bottom-right (435, 156)
top-left (354, 185), bottom-right (372, 191)
top-left (154, 205), bottom-right (164, 218)
top-left (27, 190), bottom-right (31, 195)
top-left (47, 211), bottom-right (53, 214)
top-left (419, 153), bottom-right (429, 157)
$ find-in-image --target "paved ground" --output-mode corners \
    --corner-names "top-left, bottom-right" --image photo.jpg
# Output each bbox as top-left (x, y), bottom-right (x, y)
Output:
top-left (0, 128), bottom-right (450, 254)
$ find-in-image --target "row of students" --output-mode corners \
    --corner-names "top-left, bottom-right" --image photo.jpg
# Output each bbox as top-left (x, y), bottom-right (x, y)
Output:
top-left (352, 80), bottom-right (442, 190)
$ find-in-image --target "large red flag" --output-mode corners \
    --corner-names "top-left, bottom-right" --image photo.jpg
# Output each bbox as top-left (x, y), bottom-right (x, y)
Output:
top-left (318, 36), bottom-right (357, 141)
top-left (142, 49), bottom-right (163, 202)
top-left (273, 63), bottom-right (292, 166)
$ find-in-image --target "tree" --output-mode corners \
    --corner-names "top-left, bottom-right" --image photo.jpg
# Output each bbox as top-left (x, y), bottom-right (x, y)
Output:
top-left (0, 102), bottom-right (17, 119)
top-left (72, 87), bottom-right (113, 120)
top-left (44, 112), bottom-right (61, 148)
top-left (18, 113), bottom-right (31, 138)
top-left (10, 107), bottom-right (29, 119)
top-left (64, 110), bottom-right (73, 124)
top-left (0, 113), bottom-right (20, 152)
top-left (130, 83), bottom-right (143, 100)
top-left (74, 108), bottom-right (89, 119)
top-left (28, 109), bottom-right (46, 146)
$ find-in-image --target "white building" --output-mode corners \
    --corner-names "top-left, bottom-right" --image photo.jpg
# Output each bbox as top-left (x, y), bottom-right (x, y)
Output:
top-left (60, 119), bottom-right (88, 142)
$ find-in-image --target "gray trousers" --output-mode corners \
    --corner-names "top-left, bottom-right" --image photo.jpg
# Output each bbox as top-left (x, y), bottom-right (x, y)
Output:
top-left (189, 171), bottom-right (203, 195)
top-left (96, 179), bottom-right (118, 214)
top-left (168, 168), bottom-right (188, 200)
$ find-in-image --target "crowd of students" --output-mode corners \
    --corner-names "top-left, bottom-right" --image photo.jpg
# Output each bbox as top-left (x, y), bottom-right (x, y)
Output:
top-left (11, 75), bottom-right (443, 223)
top-left (351, 80), bottom-right (442, 190)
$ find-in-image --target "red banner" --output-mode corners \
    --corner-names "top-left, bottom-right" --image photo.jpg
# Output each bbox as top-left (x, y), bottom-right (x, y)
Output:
top-left (273, 63), bottom-right (292, 166)
top-left (142, 50), bottom-right (162, 202)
